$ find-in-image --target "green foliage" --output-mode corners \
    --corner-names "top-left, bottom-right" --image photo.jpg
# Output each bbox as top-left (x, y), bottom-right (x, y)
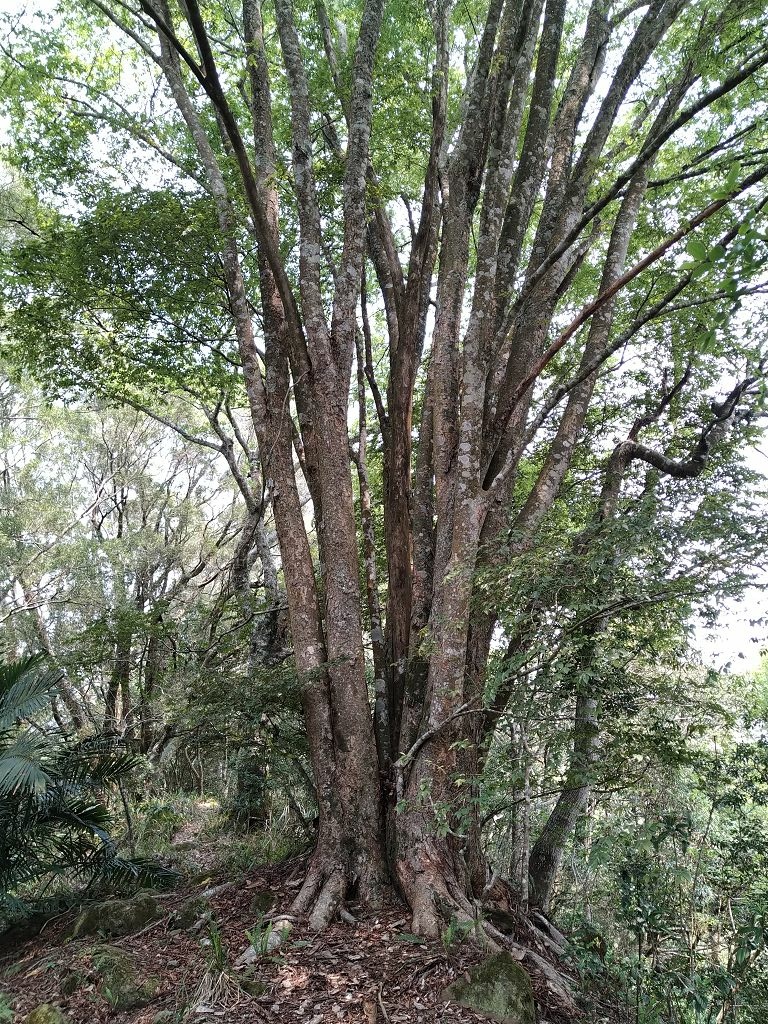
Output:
top-left (1, 187), bottom-right (238, 403)
top-left (553, 675), bottom-right (768, 1024)
top-left (246, 915), bottom-right (275, 955)
top-left (225, 749), bottom-right (269, 829)
top-left (216, 819), bottom-right (309, 875)
top-left (441, 914), bottom-right (476, 951)
top-left (0, 374), bottom-right (314, 884)
top-left (0, 656), bottom-right (63, 797)
top-left (133, 798), bottom-right (185, 851)
top-left (206, 923), bottom-right (228, 972)
top-left (0, 654), bottom-right (167, 925)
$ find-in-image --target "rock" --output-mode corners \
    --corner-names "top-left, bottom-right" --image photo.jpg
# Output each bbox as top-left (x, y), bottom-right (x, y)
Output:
top-left (235, 917), bottom-right (292, 966)
top-left (91, 945), bottom-right (160, 1010)
top-left (70, 892), bottom-right (162, 938)
top-left (442, 952), bottom-right (536, 1024)
top-left (198, 880), bottom-right (236, 900)
top-left (169, 895), bottom-right (210, 931)
top-left (263, 918), bottom-right (292, 951)
top-left (26, 1007), bottom-right (68, 1024)
top-left (152, 1012), bottom-right (176, 1024)
top-left (234, 945), bottom-right (260, 968)
top-left (58, 968), bottom-right (86, 996)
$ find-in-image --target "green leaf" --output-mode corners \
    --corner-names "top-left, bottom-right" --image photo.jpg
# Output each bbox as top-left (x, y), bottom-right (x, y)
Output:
top-left (685, 239), bottom-right (708, 262)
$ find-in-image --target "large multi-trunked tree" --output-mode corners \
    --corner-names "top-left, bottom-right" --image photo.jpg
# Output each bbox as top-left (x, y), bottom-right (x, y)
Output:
top-left (3, 0), bottom-right (768, 935)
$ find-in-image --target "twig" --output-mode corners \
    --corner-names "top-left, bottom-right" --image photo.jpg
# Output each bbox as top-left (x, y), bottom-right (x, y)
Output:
top-left (377, 981), bottom-right (391, 1022)
top-left (394, 699), bottom-right (482, 801)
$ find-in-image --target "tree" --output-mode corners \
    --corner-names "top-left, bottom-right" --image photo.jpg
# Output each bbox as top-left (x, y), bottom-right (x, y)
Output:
top-left (539, 662), bottom-right (768, 1024)
top-left (2, 0), bottom-right (768, 937)
top-left (0, 378), bottom-right (280, 754)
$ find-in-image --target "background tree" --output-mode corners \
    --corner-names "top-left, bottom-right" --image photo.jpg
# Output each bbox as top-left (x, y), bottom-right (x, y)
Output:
top-left (0, 375), bottom-right (306, 815)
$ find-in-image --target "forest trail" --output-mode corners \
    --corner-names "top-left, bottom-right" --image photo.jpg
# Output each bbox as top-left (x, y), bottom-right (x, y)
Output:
top-left (164, 799), bottom-right (222, 875)
top-left (0, 858), bottom-right (583, 1024)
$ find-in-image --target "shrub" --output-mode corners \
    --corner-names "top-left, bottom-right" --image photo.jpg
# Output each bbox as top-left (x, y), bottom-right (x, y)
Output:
top-left (0, 654), bottom-right (169, 925)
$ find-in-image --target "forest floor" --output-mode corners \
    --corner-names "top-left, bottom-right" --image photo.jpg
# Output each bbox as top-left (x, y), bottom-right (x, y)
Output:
top-left (0, 807), bottom-right (583, 1024)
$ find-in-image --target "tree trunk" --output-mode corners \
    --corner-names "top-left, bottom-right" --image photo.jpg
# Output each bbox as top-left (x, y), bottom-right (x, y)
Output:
top-left (528, 693), bottom-right (599, 912)
top-left (105, 616), bottom-right (133, 736)
top-left (20, 576), bottom-right (86, 733)
top-left (53, 0), bottom-right (768, 942)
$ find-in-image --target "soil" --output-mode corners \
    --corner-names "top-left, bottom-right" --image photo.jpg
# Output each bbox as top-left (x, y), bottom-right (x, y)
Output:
top-left (0, 813), bottom-right (577, 1023)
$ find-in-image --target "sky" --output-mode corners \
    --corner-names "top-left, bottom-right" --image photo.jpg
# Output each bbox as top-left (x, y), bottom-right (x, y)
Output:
top-left (697, 594), bottom-right (766, 672)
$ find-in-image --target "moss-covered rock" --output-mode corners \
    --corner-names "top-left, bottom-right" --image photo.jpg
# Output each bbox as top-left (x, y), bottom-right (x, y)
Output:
top-left (442, 952), bottom-right (535, 1024)
top-left (168, 895), bottom-right (209, 931)
top-left (91, 945), bottom-right (159, 1010)
top-left (58, 968), bottom-right (87, 996)
top-left (26, 1006), bottom-right (68, 1024)
top-left (70, 892), bottom-right (162, 938)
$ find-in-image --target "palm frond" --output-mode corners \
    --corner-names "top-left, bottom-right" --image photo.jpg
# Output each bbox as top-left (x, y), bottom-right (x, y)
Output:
top-left (47, 796), bottom-right (113, 840)
top-left (0, 654), bottom-right (44, 695)
top-left (0, 732), bottom-right (51, 795)
top-left (88, 847), bottom-right (180, 887)
top-left (59, 749), bottom-right (143, 787)
top-left (0, 654), bottom-right (168, 925)
top-left (0, 656), bottom-right (63, 731)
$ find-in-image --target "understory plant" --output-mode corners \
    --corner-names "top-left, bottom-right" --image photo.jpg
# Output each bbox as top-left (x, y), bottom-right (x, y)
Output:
top-left (0, 654), bottom-right (168, 924)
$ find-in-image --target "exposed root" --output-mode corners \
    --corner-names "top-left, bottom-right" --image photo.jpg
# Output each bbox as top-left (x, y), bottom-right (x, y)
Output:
top-left (289, 856), bottom-right (349, 931)
top-left (482, 918), bottom-right (524, 954)
top-left (308, 867), bottom-right (346, 930)
top-left (290, 835), bottom-right (389, 930)
top-left (290, 861), bottom-right (325, 916)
